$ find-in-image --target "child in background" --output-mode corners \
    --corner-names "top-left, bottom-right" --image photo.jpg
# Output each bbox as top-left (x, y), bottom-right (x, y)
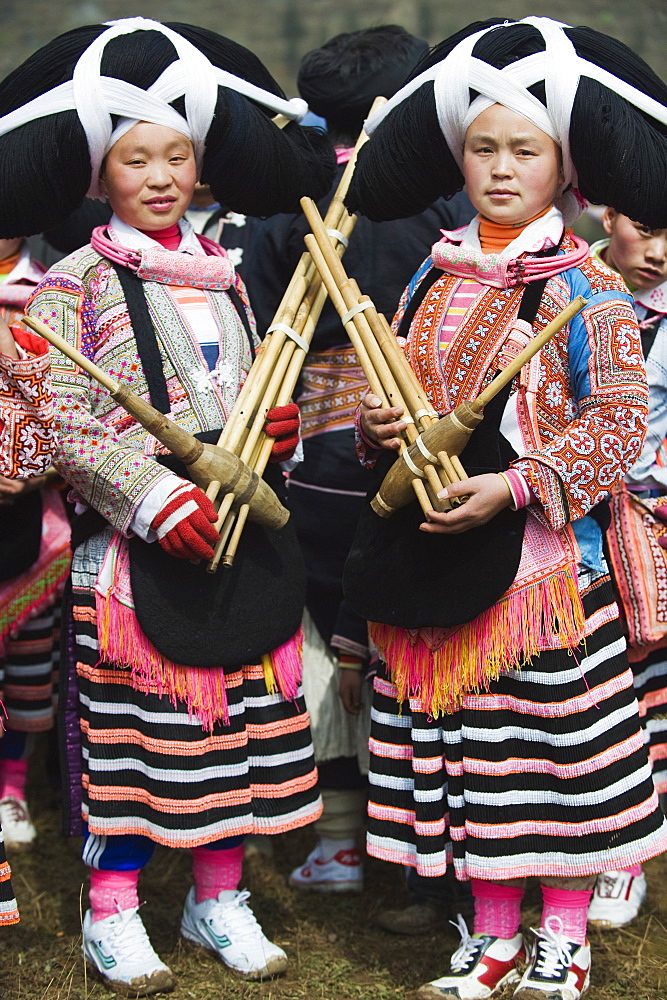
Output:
top-left (586, 212), bottom-right (667, 928)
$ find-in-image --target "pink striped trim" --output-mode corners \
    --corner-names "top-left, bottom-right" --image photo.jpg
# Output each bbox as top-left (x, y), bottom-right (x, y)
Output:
top-left (499, 469), bottom-right (533, 510)
top-left (462, 671), bottom-right (633, 718)
top-left (367, 801), bottom-right (415, 825)
top-left (442, 732), bottom-right (646, 779)
top-left (368, 738), bottom-right (413, 760)
top-left (457, 796), bottom-right (660, 840)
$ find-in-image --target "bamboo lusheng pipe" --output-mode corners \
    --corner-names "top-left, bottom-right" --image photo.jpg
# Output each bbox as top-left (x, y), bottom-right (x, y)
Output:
top-left (370, 294), bottom-right (588, 516)
top-left (302, 197), bottom-right (454, 515)
top-left (204, 98), bottom-right (388, 571)
top-left (22, 315), bottom-right (289, 531)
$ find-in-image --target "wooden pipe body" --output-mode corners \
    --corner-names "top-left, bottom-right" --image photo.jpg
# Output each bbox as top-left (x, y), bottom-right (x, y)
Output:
top-left (370, 400), bottom-right (484, 517)
top-left (108, 384), bottom-right (289, 531)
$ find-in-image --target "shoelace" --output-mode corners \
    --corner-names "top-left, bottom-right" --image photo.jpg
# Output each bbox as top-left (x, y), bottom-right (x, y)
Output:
top-left (596, 872), bottom-right (624, 899)
top-left (209, 889), bottom-right (263, 943)
top-left (448, 913), bottom-right (484, 972)
top-left (529, 915), bottom-right (574, 979)
top-left (106, 906), bottom-right (157, 963)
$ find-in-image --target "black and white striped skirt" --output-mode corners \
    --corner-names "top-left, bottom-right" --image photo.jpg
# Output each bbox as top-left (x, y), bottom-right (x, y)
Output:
top-left (367, 572), bottom-right (667, 880)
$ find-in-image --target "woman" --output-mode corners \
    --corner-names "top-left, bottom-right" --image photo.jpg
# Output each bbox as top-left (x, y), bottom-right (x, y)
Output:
top-left (0, 18), bottom-right (335, 996)
top-left (345, 17), bottom-right (667, 1000)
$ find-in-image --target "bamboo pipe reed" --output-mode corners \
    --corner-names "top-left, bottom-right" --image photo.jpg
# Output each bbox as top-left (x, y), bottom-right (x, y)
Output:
top-left (301, 197), bottom-right (453, 514)
top-left (205, 96), bottom-right (388, 570)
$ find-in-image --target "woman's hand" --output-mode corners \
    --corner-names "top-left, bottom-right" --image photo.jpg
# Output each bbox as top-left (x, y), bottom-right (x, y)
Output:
top-left (420, 473), bottom-right (512, 534)
top-left (360, 393), bottom-right (406, 451)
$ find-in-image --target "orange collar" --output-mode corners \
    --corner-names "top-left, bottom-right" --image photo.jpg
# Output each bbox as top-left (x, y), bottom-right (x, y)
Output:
top-left (478, 206), bottom-right (553, 254)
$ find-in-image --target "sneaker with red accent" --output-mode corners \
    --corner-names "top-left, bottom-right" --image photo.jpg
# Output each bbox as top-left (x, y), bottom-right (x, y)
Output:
top-left (288, 844), bottom-right (363, 893)
top-left (514, 916), bottom-right (590, 1000)
top-left (416, 915), bottom-right (525, 999)
top-left (587, 870), bottom-right (646, 929)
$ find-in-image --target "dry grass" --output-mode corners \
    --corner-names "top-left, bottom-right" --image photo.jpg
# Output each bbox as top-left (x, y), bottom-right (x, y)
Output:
top-left (3, 739), bottom-right (667, 1000)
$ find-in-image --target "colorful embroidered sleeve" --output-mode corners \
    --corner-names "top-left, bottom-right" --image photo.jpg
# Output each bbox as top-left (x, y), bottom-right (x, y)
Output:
top-left (0, 329), bottom-right (54, 478)
top-left (512, 279), bottom-right (648, 529)
top-left (27, 273), bottom-right (174, 536)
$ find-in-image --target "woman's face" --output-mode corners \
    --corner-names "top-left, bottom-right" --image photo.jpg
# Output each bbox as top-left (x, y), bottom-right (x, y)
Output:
top-left (463, 104), bottom-right (564, 226)
top-left (99, 122), bottom-right (197, 231)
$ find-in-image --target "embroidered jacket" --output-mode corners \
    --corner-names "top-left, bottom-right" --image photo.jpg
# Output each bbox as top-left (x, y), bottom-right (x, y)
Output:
top-left (0, 331), bottom-right (53, 478)
top-left (382, 233), bottom-right (648, 531)
top-left (27, 244), bottom-right (257, 535)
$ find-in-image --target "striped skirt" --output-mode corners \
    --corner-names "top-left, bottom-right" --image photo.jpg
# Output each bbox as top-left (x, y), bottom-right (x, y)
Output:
top-left (633, 647), bottom-right (667, 796)
top-left (367, 571), bottom-right (667, 881)
top-left (69, 537), bottom-right (321, 848)
top-left (0, 834), bottom-right (18, 925)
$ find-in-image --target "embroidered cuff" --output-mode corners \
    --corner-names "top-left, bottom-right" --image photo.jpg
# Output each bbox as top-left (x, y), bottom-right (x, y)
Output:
top-left (338, 655), bottom-right (364, 672)
top-left (354, 404), bottom-right (381, 468)
top-left (499, 468), bottom-right (535, 510)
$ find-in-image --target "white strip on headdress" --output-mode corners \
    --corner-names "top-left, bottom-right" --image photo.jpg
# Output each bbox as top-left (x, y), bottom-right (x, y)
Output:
top-left (365, 16), bottom-right (667, 192)
top-left (0, 16), bottom-right (309, 199)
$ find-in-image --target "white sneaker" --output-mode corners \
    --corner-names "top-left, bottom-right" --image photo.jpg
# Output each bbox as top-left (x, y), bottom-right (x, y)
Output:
top-left (0, 795), bottom-right (36, 848)
top-left (288, 844), bottom-right (363, 892)
top-left (587, 870), bottom-right (647, 928)
top-left (514, 916), bottom-right (590, 1000)
top-left (180, 887), bottom-right (287, 980)
top-left (416, 915), bottom-right (525, 999)
top-left (82, 907), bottom-right (174, 996)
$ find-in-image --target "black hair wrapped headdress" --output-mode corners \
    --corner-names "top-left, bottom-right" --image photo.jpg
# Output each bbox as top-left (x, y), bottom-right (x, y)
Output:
top-left (0, 17), bottom-right (336, 236)
top-left (347, 16), bottom-right (667, 227)
top-left (297, 25), bottom-right (428, 134)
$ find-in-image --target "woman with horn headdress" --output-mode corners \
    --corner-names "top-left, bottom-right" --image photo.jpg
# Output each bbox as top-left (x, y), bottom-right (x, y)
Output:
top-left (0, 18), bottom-right (335, 994)
top-left (346, 17), bottom-right (667, 1000)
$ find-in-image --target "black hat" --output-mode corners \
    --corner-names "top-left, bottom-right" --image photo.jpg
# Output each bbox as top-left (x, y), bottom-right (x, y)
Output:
top-left (347, 16), bottom-right (667, 227)
top-left (0, 17), bottom-right (336, 236)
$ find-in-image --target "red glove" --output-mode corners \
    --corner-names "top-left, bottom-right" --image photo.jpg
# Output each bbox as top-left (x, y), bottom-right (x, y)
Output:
top-left (655, 504), bottom-right (667, 548)
top-left (150, 482), bottom-right (219, 560)
top-left (266, 402), bottom-right (300, 462)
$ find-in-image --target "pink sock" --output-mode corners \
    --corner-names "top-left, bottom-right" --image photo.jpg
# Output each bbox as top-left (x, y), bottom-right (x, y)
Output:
top-left (89, 869), bottom-right (140, 923)
top-left (192, 844), bottom-right (244, 903)
top-left (540, 886), bottom-right (592, 945)
top-left (623, 865), bottom-right (643, 877)
top-left (0, 759), bottom-right (28, 800)
top-left (472, 880), bottom-right (524, 938)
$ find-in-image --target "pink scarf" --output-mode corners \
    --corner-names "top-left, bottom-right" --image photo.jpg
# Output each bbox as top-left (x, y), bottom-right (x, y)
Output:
top-left (90, 226), bottom-right (236, 290)
top-left (431, 232), bottom-right (590, 289)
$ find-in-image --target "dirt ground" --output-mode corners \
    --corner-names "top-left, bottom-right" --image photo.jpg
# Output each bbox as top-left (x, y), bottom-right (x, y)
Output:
top-left (4, 737), bottom-right (667, 1000)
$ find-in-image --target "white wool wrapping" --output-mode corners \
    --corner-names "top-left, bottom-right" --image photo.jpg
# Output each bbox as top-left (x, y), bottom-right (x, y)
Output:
top-left (0, 16), bottom-right (309, 199)
top-left (365, 15), bottom-right (667, 193)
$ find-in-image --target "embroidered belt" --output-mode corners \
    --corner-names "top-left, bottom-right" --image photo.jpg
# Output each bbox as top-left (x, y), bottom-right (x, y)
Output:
top-left (299, 346), bottom-right (367, 438)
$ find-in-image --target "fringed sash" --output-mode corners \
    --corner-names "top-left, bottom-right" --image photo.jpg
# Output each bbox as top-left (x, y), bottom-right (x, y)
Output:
top-left (94, 532), bottom-right (303, 731)
top-left (370, 513), bottom-right (585, 716)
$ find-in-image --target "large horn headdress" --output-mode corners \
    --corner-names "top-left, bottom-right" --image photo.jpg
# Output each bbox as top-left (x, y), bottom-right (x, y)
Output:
top-left (0, 17), bottom-right (336, 236)
top-left (348, 16), bottom-right (667, 227)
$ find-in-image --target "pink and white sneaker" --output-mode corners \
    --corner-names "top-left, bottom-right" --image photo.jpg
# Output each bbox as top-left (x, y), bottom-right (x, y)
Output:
top-left (416, 915), bottom-right (526, 999)
top-left (514, 916), bottom-right (590, 1000)
top-left (288, 844), bottom-right (363, 893)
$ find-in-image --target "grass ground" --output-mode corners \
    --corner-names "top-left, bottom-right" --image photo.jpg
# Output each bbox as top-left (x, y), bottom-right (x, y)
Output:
top-left (4, 740), bottom-right (667, 1000)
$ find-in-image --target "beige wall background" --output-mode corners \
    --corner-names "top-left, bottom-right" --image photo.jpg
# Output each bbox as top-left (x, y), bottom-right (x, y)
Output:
top-left (1, 0), bottom-right (665, 94)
